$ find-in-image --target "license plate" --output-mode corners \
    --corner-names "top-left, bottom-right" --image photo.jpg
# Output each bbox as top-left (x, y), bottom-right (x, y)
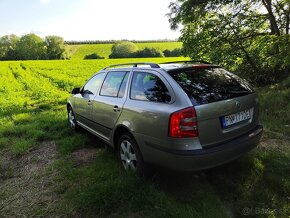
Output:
top-left (222, 109), bottom-right (251, 128)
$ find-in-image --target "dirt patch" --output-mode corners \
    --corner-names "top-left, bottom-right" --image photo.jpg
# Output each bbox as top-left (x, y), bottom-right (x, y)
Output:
top-left (258, 134), bottom-right (290, 151)
top-left (0, 141), bottom-right (58, 217)
top-left (71, 148), bottom-right (98, 167)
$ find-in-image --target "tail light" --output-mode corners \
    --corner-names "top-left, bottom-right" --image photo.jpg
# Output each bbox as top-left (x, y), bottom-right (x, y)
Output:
top-left (169, 107), bottom-right (198, 138)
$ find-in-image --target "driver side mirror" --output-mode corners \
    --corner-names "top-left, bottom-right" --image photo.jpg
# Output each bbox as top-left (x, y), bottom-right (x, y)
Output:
top-left (72, 87), bottom-right (81, 94)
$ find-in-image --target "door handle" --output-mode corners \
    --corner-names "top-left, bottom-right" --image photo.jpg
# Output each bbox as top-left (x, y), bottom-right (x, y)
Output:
top-left (88, 100), bottom-right (92, 105)
top-left (113, 105), bottom-right (121, 112)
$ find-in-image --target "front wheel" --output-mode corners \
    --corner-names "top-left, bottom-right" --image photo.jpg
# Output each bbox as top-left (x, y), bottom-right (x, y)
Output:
top-left (67, 106), bottom-right (79, 131)
top-left (118, 134), bottom-right (147, 176)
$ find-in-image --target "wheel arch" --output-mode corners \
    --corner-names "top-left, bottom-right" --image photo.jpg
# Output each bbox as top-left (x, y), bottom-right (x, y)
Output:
top-left (113, 125), bottom-right (134, 151)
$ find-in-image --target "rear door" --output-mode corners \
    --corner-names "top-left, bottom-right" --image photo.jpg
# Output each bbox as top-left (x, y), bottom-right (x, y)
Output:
top-left (91, 71), bottom-right (129, 139)
top-left (168, 67), bottom-right (259, 147)
top-left (122, 70), bottom-right (174, 140)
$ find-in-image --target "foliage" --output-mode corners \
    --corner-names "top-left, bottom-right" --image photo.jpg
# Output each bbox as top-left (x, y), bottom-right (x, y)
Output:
top-left (84, 53), bottom-right (105, 59)
top-left (69, 42), bottom-right (182, 59)
top-left (15, 34), bottom-right (47, 60)
top-left (45, 36), bottom-right (67, 60)
top-left (0, 34), bottom-right (67, 60)
top-left (65, 39), bottom-right (179, 44)
top-left (168, 0), bottom-right (290, 85)
top-left (163, 48), bottom-right (183, 57)
top-left (109, 41), bottom-right (139, 58)
top-left (130, 47), bottom-right (164, 58)
top-left (0, 34), bottom-right (19, 60)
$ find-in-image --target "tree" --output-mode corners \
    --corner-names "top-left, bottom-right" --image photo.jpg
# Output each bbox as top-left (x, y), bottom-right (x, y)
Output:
top-left (109, 41), bottom-right (138, 58)
top-left (15, 33), bottom-right (47, 60)
top-left (0, 34), bottom-right (19, 60)
top-left (168, 0), bottom-right (290, 84)
top-left (45, 36), bottom-right (67, 60)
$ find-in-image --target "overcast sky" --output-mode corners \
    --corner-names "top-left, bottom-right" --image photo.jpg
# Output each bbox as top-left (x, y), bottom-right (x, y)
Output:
top-left (0, 0), bottom-right (180, 41)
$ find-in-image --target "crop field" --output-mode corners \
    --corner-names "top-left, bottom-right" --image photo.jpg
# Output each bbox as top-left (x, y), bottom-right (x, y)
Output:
top-left (68, 42), bottom-right (183, 59)
top-left (0, 58), bottom-right (289, 217)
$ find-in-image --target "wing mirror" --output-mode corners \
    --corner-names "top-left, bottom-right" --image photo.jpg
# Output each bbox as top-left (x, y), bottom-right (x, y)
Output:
top-left (72, 87), bottom-right (81, 94)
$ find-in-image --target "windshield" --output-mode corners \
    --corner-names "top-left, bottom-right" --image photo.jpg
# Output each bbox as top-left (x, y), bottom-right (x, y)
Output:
top-left (168, 67), bottom-right (254, 105)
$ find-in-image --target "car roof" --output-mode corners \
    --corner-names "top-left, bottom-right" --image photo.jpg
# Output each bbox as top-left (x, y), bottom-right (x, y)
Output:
top-left (102, 60), bottom-right (220, 72)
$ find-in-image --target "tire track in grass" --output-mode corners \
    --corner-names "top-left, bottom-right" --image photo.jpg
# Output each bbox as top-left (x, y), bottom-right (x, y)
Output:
top-left (0, 63), bottom-right (32, 115)
top-left (22, 62), bottom-right (91, 93)
top-left (9, 63), bottom-right (68, 104)
top-left (1, 62), bottom-right (69, 154)
top-left (0, 63), bottom-right (42, 153)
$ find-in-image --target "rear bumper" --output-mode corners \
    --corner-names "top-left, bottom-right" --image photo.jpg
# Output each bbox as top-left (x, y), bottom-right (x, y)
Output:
top-left (142, 125), bottom-right (263, 171)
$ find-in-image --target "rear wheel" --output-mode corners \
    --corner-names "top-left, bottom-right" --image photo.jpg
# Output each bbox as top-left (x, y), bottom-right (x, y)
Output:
top-left (118, 134), bottom-right (146, 176)
top-left (67, 106), bottom-right (79, 131)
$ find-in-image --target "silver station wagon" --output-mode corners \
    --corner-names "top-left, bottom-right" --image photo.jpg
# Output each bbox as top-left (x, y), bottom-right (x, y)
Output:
top-left (67, 60), bottom-right (263, 175)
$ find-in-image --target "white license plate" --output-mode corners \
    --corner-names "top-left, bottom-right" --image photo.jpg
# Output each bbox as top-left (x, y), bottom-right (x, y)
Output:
top-left (222, 109), bottom-right (251, 128)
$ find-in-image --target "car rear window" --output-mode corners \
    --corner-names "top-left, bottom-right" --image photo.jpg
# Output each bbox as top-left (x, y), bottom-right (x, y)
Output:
top-left (168, 67), bottom-right (254, 105)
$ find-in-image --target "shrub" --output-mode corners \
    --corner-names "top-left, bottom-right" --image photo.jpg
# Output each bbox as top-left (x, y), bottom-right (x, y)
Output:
top-left (163, 48), bottom-right (183, 57)
top-left (130, 47), bottom-right (164, 58)
top-left (109, 41), bottom-right (138, 59)
top-left (84, 53), bottom-right (104, 59)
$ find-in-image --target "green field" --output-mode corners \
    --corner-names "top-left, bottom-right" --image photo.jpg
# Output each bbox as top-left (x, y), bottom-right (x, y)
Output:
top-left (0, 59), bottom-right (289, 217)
top-left (68, 42), bottom-right (183, 59)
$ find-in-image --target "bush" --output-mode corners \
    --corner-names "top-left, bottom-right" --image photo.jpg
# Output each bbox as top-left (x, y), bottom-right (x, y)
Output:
top-left (130, 47), bottom-right (163, 58)
top-left (109, 41), bottom-right (138, 58)
top-left (234, 35), bottom-right (290, 85)
top-left (84, 53), bottom-right (104, 59)
top-left (163, 48), bottom-right (183, 57)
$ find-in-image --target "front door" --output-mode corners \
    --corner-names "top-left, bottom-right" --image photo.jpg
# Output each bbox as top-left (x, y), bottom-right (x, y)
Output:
top-left (74, 73), bottom-right (106, 128)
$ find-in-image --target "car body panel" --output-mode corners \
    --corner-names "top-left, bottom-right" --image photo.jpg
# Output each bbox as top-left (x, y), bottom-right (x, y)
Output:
top-left (73, 92), bottom-right (95, 129)
top-left (196, 93), bottom-right (259, 147)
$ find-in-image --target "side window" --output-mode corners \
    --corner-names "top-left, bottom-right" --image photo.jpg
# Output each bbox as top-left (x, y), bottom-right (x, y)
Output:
top-left (82, 73), bottom-right (105, 95)
top-left (100, 71), bottom-right (128, 97)
top-left (130, 72), bottom-right (171, 103)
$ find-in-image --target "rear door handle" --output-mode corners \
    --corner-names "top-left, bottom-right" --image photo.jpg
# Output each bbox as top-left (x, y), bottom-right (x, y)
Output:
top-left (88, 100), bottom-right (92, 105)
top-left (113, 105), bottom-right (121, 112)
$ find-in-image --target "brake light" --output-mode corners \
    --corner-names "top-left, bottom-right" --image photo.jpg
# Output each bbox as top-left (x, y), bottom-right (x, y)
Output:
top-left (169, 107), bottom-right (198, 138)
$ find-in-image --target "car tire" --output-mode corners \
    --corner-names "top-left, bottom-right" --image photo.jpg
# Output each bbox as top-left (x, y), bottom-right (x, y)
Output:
top-left (118, 133), bottom-right (148, 176)
top-left (67, 106), bottom-right (80, 131)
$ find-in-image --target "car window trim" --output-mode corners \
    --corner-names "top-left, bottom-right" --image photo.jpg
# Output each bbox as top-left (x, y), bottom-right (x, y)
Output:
top-left (81, 72), bottom-right (106, 96)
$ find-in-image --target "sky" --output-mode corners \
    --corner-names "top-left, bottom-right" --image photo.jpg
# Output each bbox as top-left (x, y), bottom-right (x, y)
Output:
top-left (0, 0), bottom-right (181, 41)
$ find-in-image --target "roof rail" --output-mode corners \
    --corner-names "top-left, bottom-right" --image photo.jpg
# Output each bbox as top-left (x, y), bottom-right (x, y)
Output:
top-left (103, 62), bottom-right (160, 70)
top-left (160, 60), bottom-right (212, 65)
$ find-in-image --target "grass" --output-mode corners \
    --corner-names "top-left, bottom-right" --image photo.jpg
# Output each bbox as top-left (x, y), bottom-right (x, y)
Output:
top-left (68, 42), bottom-right (183, 59)
top-left (259, 77), bottom-right (290, 136)
top-left (0, 59), bottom-right (289, 217)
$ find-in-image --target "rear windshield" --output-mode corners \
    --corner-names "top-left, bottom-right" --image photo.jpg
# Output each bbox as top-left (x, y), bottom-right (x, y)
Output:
top-left (168, 67), bottom-right (254, 105)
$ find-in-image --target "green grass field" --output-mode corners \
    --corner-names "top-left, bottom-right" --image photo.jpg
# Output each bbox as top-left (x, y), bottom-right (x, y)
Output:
top-left (0, 59), bottom-right (289, 217)
top-left (68, 42), bottom-right (183, 59)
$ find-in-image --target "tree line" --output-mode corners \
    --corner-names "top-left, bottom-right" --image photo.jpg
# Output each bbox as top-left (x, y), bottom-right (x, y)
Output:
top-left (168, 0), bottom-right (290, 85)
top-left (65, 39), bottom-right (179, 45)
top-left (84, 41), bottom-right (183, 59)
top-left (0, 34), bottom-right (67, 60)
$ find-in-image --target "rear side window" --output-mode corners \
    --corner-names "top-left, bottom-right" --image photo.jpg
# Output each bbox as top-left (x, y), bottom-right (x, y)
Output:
top-left (100, 71), bottom-right (128, 97)
top-left (168, 67), bottom-right (254, 105)
top-left (130, 71), bottom-right (171, 103)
